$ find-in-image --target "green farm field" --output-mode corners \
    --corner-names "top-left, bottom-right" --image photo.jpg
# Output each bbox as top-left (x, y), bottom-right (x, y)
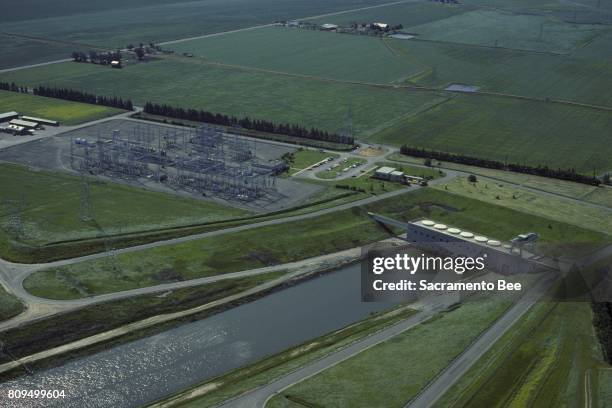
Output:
top-left (169, 26), bottom-right (420, 83)
top-left (23, 188), bottom-right (610, 299)
top-left (0, 163), bottom-right (248, 247)
top-left (0, 0), bottom-right (396, 52)
top-left (386, 39), bottom-right (612, 107)
top-left (309, 1), bottom-right (471, 28)
top-left (0, 90), bottom-right (124, 125)
top-left (370, 95), bottom-right (612, 174)
top-left (0, 59), bottom-right (445, 135)
top-left (267, 291), bottom-right (517, 407)
top-left (0, 35), bottom-right (78, 70)
top-left (409, 9), bottom-right (606, 53)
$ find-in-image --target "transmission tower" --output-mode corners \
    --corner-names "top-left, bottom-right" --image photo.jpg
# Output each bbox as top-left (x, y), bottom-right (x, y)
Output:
top-left (79, 178), bottom-right (94, 222)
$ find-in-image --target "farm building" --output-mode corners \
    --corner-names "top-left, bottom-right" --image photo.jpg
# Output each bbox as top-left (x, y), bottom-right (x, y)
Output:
top-left (21, 116), bottom-right (59, 127)
top-left (9, 119), bottom-right (40, 130)
top-left (321, 24), bottom-right (339, 31)
top-left (373, 22), bottom-right (389, 30)
top-left (0, 111), bottom-right (19, 123)
top-left (375, 166), bottom-right (404, 182)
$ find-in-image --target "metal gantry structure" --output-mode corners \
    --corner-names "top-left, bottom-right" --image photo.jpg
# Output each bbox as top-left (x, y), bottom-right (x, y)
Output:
top-left (70, 124), bottom-right (284, 202)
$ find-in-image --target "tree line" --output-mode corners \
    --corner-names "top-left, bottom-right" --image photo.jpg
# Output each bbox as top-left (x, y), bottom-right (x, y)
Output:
top-left (144, 102), bottom-right (354, 145)
top-left (71, 50), bottom-right (122, 66)
top-left (33, 85), bottom-right (134, 111)
top-left (593, 302), bottom-right (612, 363)
top-left (0, 82), bottom-right (29, 93)
top-left (400, 145), bottom-right (601, 185)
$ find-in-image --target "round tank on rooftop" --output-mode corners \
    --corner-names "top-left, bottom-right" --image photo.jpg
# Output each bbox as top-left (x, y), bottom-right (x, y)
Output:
top-left (487, 240), bottom-right (501, 247)
top-left (422, 220), bottom-right (435, 226)
top-left (460, 232), bottom-right (474, 238)
top-left (434, 224), bottom-right (447, 230)
top-left (448, 228), bottom-right (461, 234)
top-left (475, 236), bottom-right (488, 243)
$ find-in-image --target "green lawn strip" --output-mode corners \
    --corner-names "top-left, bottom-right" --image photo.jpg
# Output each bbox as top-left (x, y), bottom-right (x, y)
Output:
top-left (0, 287), bottom-right (24, 322)
top-left (0, 90), bottom-right (124, 125)
top-left (369, 94), bottom-right (612, 174)
top-left (388, 152), bottom-right (612, 207)
top-left (152, 306), bottom-right (416, 408)
top-left (285, 149), bottom-right (338, 176)
top-left (433, 176), bottom-right (612, 236)
top-left (0, 270), bottom-right (285, 374)
top-left (315, 158), bottom-right (367, 179)
top-left (24, 188), bottom-right (610, 298)
top-left (266, 291), bottom-right (516, 408)
top-left (433, 301), bottom-right (605, 408)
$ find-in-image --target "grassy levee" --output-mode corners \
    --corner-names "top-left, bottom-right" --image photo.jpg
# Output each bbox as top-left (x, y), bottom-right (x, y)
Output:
top-left (0, 163), bottom-right (248, 262)
top-left (0, 271), bottom-right (285, 380)
top-left (24, 188), bottom-right (610, 300)
top-left (266, 290), bottom-right (517, 407)
top-left (433, 300), bottom-right (606, 408)
top-left (0, 59), bottom-right (446, 136)
top-left (433, 176), bottom-right (612, 235)
top-left (0, 90), bottom-right (124, 125)
top-left (152, 306), bottom-right (416, 408)
top-left (0, 287), bottom-right (23, 322)
top-left (369, 94), bottom-right (612, 174)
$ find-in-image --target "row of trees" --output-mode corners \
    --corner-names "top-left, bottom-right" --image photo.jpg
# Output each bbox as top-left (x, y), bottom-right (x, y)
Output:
top-left (0, 82), bottom-right (29, 93)
top-left (593, 302), bottom-right (612, 363)
top-left (401, 145), bottom-right (601, 186)
top-left (33, 85), bottom-right (134, 111)
top-left (71, 50), bottom-right (122, 66)
top-left (144, 102), bottom-right (355, 145)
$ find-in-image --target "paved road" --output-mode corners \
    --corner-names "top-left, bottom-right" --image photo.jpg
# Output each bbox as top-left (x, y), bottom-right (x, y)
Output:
top-left (220, 303), bottom-right (445, 408)
top-left (405, 272), bottom-right (558, 408)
